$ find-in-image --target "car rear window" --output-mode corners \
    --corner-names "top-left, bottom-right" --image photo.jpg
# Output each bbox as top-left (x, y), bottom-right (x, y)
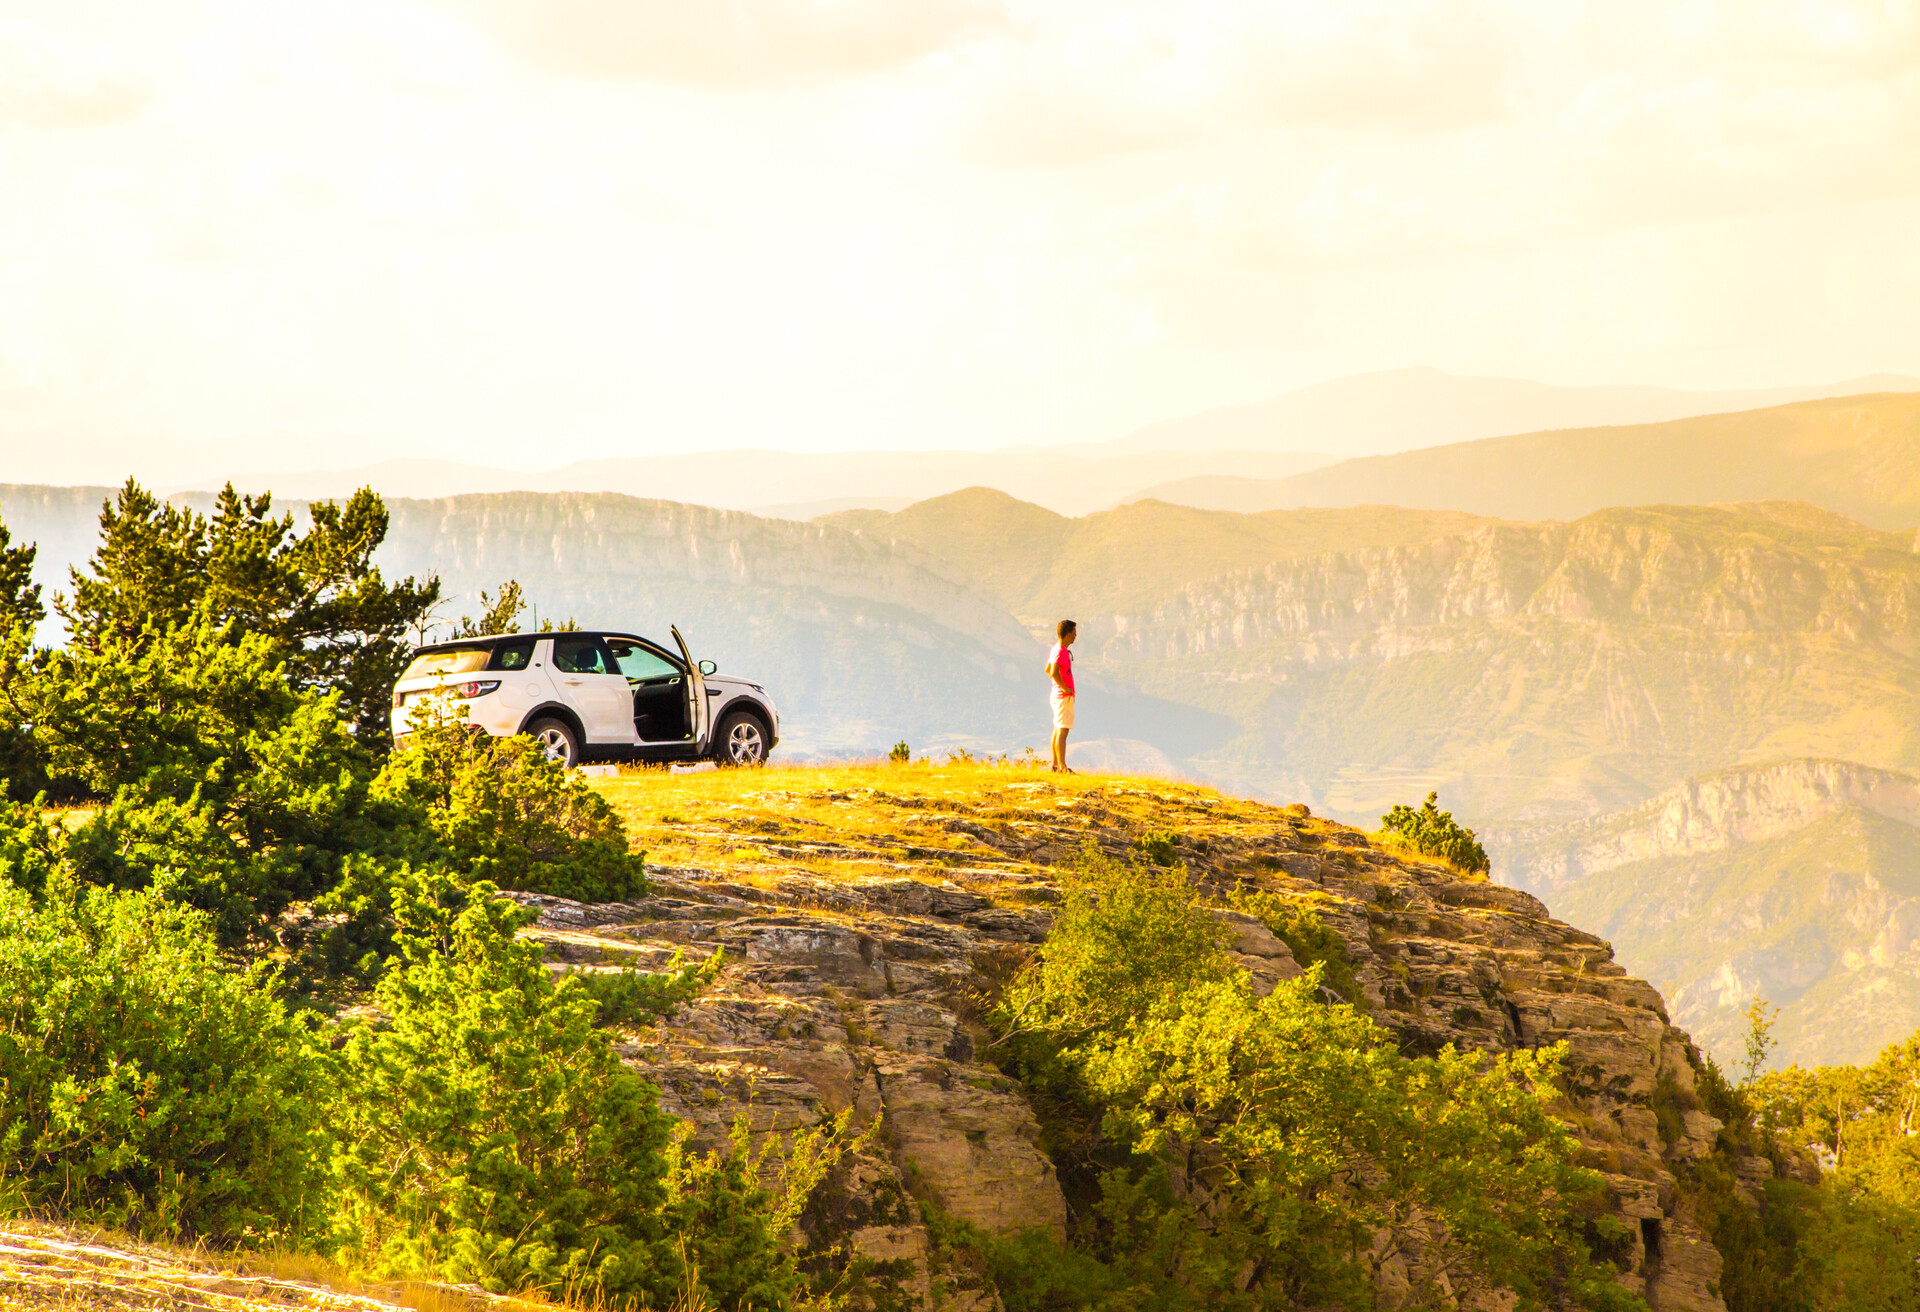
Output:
top-left (401, 646), bottom-right (493, 679)
top-left (489, 638), bottom-right (536, 671)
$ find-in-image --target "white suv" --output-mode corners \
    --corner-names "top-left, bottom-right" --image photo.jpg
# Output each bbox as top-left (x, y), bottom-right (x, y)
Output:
top-left (391, 626), bottom-right (779, 768)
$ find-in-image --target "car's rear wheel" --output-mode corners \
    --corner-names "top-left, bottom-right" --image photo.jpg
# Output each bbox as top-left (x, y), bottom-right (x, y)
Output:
top-left (526, 716), bottom-right (580, 768)
top-left (714, 710), bottom-right (769, 767)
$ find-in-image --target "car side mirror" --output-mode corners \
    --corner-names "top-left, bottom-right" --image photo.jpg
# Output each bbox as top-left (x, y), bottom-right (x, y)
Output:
top-left (698, 660), bottom-right (717, 676)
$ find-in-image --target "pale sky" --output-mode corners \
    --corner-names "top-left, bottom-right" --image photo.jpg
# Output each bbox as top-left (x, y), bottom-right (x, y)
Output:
top-left (4, 0), bottom-right (1920, 483)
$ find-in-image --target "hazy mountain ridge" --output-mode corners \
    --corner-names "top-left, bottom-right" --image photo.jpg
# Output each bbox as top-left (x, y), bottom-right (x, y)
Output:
top-left (172, 448), bottom-right (1331, 519)
top-left (827, 488), bottom-right (1494, 624)
top-left (17, 483), bottom-right (1920, 823)
top-left (1096, 365), bottom-right (1920, 458)
top-left (1083, 502), bottom-right (1920, 659)
top-left (1486, 761), bottom-right (1920, 1069)
top-left (379, 492), bottom-right (1036, 659)
top-left (1058, 503), bottom-right (1920, 823)
top-left (1136, 391), bottom-right (1920, 528)
top-left (1487, 759), bottom-right (1920, 1066)
top-left (1490, 759), bottom-right (1920, 893)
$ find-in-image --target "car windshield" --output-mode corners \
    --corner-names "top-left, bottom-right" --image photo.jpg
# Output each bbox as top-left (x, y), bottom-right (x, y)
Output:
top-left (401, 646), bottom-right (492, 679)
top-left (607, 640), bottom-right (678, 680)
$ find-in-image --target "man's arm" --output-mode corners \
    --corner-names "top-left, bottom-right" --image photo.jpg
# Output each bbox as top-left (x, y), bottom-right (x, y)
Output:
top-left (1045, 658), bottom-right (1069, 692)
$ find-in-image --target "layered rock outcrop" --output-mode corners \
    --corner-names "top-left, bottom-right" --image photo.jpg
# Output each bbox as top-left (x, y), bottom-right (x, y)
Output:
top-left (518, 773), bottom-right (1761, 1310)
top-left (1487, 758), bottom-right (1920, 1068)
top-left (1489, 758), bottom-right (1920, 893)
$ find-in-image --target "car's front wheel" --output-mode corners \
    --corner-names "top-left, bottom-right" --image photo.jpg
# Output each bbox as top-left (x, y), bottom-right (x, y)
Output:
top-left (714, 710), bottom-right (769, 767)
top-left (526, 716), bottom-right (580, 768)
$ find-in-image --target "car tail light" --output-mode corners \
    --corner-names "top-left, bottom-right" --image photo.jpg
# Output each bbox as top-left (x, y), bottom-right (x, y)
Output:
top-left (455, 680), bottom-right (501, 698)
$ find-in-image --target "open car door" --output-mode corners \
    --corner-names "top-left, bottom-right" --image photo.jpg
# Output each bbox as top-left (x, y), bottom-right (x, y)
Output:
top-left (670, 625), bottom-right (710, 750)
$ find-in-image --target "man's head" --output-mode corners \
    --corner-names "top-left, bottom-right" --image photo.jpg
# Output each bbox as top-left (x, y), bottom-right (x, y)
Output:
top-left (1057, 619), bottom-right (1077, 646)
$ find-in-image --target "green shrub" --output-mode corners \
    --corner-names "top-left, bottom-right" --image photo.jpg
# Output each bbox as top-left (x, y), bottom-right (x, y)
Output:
top-left (0, 882), bottom-right (333, 1242)
top-left (332, 881), bottom-right (681, 1296)
top-left (1234, 889), bottom-right (1365, 1007)
top-left (1669, 1026), bottom-right (1920, 1312)
top-left (0, 798), bottom-right (63, 896)
top-left (0, 514), bottom-right (43, 636)
top-left (889, 739), bottom-right (911, 764)
top-left (1001, 845), bottom-right (1226, 1043)
top-left (306, 856), bottom-right (476, 982)
top-left (371, 716), bottom-right (646, 903)
top-left (58, 479), bottom-right (438, 742)
top-left (993, 847), bottom-right (1632, 1311)
top-left (0, 620), bottom-right (57, 804)
top-left (1378, 791), bottom-right (1490, 874)
top-left (661, 1109), bottom-right (862, 1311)
top-left (1132, 829), bottom-right (1180, 868)
top-left (922, 1203), bottom-right (1141, 1312)
top-left (24, 622), bottom-right (367, 813)
top-left (333, 879), bottom-right (840, 1305)
top-left (574, 949), bottom-right (725, 1028)
top-left (24, 622), bottom-right (378, 943)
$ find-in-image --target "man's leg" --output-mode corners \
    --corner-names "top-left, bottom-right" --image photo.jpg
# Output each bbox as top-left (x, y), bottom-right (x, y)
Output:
top-left (1050, 727), bottom-right (1065, 770)
top-left (1058, 727), bottom-right (1071, 773)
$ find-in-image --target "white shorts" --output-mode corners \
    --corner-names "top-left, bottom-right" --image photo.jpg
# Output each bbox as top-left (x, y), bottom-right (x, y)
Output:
top-left (1051, 694), bottom-right (1075, 730)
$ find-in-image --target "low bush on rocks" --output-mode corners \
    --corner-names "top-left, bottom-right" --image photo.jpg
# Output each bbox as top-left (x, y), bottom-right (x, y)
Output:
top-left (984, 847), bottom-right (1636, 1311)
top-left (332, 882), bottom-right (848, 1304)
top-left (1377, 791), bottom-right (1490, 875)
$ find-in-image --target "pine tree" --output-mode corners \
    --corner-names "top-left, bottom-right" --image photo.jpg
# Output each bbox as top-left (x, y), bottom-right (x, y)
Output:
top-left (56, 480), bottom-right (440, 743)
top-left (58, 480), bottom-right (206, 651)
top-left (458, 579), bottom-right (526, 637)
top-left (0, 514), bottom-right (44, 635)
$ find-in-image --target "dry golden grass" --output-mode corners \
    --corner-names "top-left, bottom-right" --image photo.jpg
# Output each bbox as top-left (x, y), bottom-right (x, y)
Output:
top-left (0, 1220), bottom-right (729, 1312)
top-left (1369, 832), bottom-right (1492, 883)
top-left (586, 758), bottom-right (1400, 898)
top-left (595, 759), bottom-right (1181, 872)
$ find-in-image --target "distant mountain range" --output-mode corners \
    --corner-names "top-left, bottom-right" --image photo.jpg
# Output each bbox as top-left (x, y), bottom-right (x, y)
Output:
top-left (17, 459), bottom-right (1920, 820)
top-left (129, 368), bottom-right (1920, 518)
top-left (169, 449), bottom-right (1332, 519)
top-left (825, 491), bottom-right (1489, 624)
top-left (1137, 391), bottom-right (1920, 526)
top-left (1493, 759), bottom-right (1920, 1068)
top-left (836, 493), bottom-right (1920, 827)
top-left (1093, 365), bottom-right (1920, 459)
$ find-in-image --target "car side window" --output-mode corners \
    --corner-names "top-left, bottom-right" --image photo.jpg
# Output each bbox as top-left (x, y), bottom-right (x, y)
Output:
top-left (488, 638), bottom-right (536, 672)
top-left (552, 637), bottom-right (612, 675)
top-left (607, 640), bottom-right (678, 681)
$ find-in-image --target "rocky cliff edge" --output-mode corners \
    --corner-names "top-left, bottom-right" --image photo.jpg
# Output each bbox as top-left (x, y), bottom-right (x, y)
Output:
top-left (519, 766), bottom-right (1764, 1310)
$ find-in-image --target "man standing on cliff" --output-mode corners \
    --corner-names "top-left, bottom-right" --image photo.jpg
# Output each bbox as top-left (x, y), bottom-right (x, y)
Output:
top-left (1046, 620), bottom-right (1076, 773)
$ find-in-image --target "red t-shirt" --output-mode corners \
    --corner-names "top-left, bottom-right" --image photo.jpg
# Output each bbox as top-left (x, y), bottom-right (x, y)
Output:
top-left (1049, 643), bottom-right (1075, 696)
